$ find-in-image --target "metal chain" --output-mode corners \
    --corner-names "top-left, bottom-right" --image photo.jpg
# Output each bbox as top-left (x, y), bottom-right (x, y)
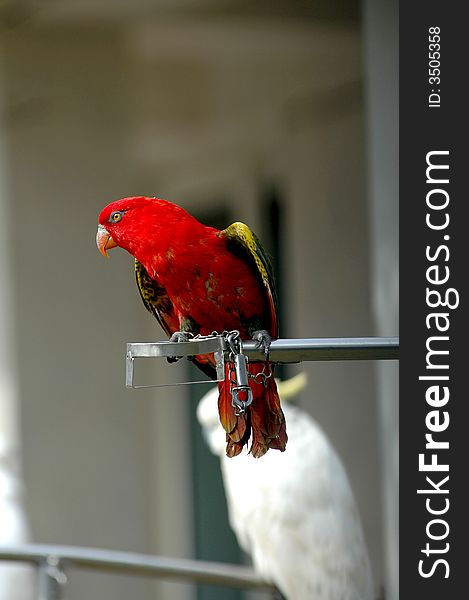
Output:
top-left (192, 329), bottom-right (272, 410)
top-left (250, 362), bottom-right (273, 388)
top-left (218, 330), bottom-right (253, 415)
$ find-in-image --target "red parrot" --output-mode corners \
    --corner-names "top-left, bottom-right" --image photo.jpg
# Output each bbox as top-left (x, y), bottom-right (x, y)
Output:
top-left (96, 196), bottom-right (286, 458)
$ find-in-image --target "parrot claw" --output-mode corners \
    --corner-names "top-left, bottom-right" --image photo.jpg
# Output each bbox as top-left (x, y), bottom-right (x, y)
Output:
top-left (251, 330), bottom-right (272, 356)
top-left (169, 331), bottom-right (194, 343)
top-left (167, 331), bottom-right (194, 363)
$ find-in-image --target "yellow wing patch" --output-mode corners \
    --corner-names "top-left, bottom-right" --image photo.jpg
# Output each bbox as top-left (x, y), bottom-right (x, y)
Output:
top-left (224, 222), bottom-right (270, 286)
top-left (222, 221), bottom-right (278, 336)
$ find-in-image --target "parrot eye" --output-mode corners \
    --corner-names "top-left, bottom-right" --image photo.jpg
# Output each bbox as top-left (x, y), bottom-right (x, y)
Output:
top-left (109, 210), bottom-right (125, 223)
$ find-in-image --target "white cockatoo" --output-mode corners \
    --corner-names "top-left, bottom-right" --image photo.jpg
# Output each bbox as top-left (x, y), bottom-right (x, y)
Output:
top-left (197, 373), bottom-right (374, 600)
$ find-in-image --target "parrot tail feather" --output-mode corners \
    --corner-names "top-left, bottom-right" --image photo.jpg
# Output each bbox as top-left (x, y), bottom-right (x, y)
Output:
top-left (217, 362), bottom-right (287, 458)
top-left (249, 367), bottom-right (287, 458)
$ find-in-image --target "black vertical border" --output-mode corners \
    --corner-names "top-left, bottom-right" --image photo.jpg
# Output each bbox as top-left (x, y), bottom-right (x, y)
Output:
top-left (400, 2), bottom-right (466, 596)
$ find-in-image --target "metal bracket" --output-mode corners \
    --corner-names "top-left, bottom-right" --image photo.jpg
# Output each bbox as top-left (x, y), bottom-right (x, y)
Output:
top-left (126, 335), bottom-right (226, 389)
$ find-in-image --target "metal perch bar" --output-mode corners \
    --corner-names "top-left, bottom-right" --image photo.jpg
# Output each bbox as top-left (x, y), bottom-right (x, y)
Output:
top-left (0, 544), bottom-right (276, 592)
top-left (127, 336), bottom-right (399, 363)
top-left (125, 336), bottom-right (398, 388)
top-left (243, 336), bottom-right (400, 362)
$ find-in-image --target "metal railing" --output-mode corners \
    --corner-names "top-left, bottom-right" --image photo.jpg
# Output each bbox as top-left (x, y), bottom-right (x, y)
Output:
top-left (0, 544), bottom-right (277, 599)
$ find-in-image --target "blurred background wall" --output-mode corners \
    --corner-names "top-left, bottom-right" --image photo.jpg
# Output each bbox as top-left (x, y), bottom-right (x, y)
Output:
top-left (0, 1), bottom-right (397, 599)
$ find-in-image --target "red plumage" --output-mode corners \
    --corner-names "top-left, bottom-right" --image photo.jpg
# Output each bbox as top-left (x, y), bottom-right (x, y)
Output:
top-left (97, 196), bottom-right (286, 457)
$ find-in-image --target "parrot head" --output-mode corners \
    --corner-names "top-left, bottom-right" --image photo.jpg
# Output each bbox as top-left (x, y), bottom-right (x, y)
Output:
top-left (96, 196), bottom-right (153, 258)
top-left (96, 196), bottom-right (192, 258)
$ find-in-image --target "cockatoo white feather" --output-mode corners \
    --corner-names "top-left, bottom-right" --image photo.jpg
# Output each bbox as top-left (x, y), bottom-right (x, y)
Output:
top-left (197, 374), bottom-right (374, 600)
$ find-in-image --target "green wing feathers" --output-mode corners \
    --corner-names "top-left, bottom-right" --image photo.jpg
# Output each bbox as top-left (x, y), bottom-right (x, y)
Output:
top-left (134, 259), bottom-right (176, 336)
top-left (134, 259), bottom-right (217, 380)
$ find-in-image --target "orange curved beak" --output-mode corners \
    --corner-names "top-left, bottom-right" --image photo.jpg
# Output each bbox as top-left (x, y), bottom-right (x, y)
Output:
top-left (96, 224), bottom-right (118, 258)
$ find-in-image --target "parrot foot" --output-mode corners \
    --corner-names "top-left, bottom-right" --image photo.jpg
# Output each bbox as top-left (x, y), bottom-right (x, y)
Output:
top-left (167, 331), bottom-right (194, 363)
top-left (251, 330), bottom-right (272, 356)
top-left (169, 331), bottom-right (194, 343)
